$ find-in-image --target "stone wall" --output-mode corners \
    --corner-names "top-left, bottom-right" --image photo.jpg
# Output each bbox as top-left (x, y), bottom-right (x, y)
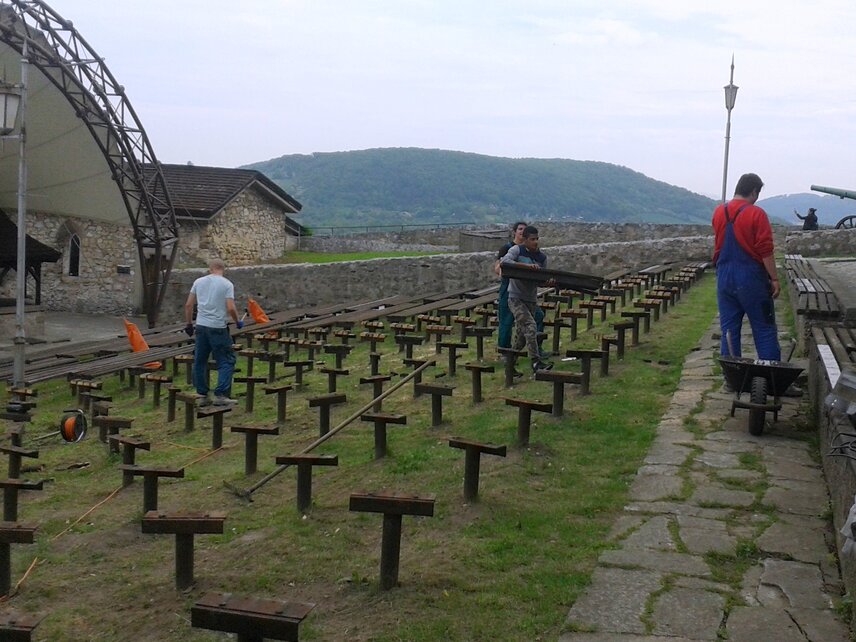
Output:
top-left (0, 211), bottom-right (138, 315)
top-left (178, 189), bottom-right (293, 266)
top-left (159, 235), bottom-right (714, 323)
top-left (302, 222), bottom-right (713, 254)
top-left (784, 228), bottom-right (856, 257)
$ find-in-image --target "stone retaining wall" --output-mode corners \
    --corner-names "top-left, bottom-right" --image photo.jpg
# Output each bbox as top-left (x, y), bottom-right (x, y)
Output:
top-left (158, 235), bottom-right (714, 323)
top-left (302, 222), bottom-right (714, 254)
top-left (784, 228), bottom-right (856, 256)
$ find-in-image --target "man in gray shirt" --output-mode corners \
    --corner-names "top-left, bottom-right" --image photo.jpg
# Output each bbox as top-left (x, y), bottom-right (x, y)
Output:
top-left (500, 226), bottom-right (553, 374)
top-left (184, 258), bottom-right (243, 406)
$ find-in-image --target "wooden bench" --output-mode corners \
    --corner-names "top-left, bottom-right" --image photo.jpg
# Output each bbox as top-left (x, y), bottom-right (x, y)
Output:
top-left (109, 436), bottom-right (151, 486)
top-left (603, 320), bottom-right (635, 360)
top-left (360, 332), bottom-right (387, 353)
top-left (413, 383), bottom-right (454, 426)
top-left (559, 309), bottom-right (587, 340)
top-left (141, 373), bottom-right (173, 408)
top-left (578, 300), bottom-right (608, 325)
top-left (142, 511), bottom-right (227, 589)
top-left (438, 341), bottom-right (468, 377)
top-left (192, 591), bottom-right (315, 641)
top-left (464, 363), bottom-right (495, 404)
top-left (785, 255), bottom-right (841, 320)
top-left (0, 611), bottom-right (43, 641)
top-left (0, 479), bottom-right (43, 522)
top-left (497, 347), bottom-right (526, 388)
top-left (234, 376), bottom-right (267, 413)
top-left (174, 353), bottom-right (194, 385)
top-left (320, 367), bottom-right (349, 393)
top-left (230, 425), bottom-right (279, 475)
top-left (197, 405), bottom-right (233, 449)
top-left (360, 375), bottom-right (393, 412)
top-left (403, 358), bottom-right (430, 396)
top-left (174, 392), bottom-right (201, 432)
top-left (0, 445), bottom-right (37, 479)
top-left (504, 398), bottom-right (553, 447)
top-left (564, 349), bottom-right (605, 395)
top-left (348, 492), bottom-right (435, 590)
top-left (323, 343), bottom-right (353, 369)
top-left (535, 371), bottom-right (583, 417)
top-left (463, 326), bottom-right (494, 361)
top-left (361, 413), bottom-right (407, 459)
top-left (394, 334), bottom-right (425, 360)
top-left (238, 348), bottom-right (267, 377)
top-left (264, 383), bottom-right (293, 424)
top-left (0, 522), bottom-right (37, 596)
top-left (621, 310), bottom-right (650, 337)
top-left (119, 465), bottom-right (184, 512)
top-left (275, 455), bottom-right (338, 513)
top-left (92, 416), bottom-right (134, 448)
top-left (308, 394), bottom-right (347, 437)
top-left (634, 298), bottom-right (661, 322)
top-left (448, 438), bottom-right (506, 501)
top-left (282, 360), bottom-right (314, 386)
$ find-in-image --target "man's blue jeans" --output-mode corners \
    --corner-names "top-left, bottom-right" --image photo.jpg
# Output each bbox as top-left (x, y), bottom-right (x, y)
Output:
top-left (193, 325), bottom-right (236, 397)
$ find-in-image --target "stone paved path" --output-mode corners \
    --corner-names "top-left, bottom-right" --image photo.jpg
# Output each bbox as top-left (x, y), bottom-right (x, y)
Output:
top-left (560, 318), bottom-right (850, 642)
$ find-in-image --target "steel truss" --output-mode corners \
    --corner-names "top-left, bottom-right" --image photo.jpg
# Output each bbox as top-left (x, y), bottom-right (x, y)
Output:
top-left (0, 0), bottom-right (178, 327)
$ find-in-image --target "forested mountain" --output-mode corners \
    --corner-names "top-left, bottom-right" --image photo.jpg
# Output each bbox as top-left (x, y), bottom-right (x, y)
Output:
top-left (244, 148), bottom-right (717, 228)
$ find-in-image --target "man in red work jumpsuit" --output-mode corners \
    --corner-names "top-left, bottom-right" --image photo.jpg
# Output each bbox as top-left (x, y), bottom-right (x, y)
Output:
top-left (712, 173), bottom-right (781, 362)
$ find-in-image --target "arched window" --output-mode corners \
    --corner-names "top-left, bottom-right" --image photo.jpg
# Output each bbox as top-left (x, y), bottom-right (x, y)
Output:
top-left (68, 234), bottom-right (80, 276)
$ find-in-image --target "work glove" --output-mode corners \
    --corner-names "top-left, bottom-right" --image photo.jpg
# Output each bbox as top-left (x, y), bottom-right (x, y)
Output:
top-left (184, 323), bottom-right (195, 337)
top-left (236, 320), bottom-right (244, 330)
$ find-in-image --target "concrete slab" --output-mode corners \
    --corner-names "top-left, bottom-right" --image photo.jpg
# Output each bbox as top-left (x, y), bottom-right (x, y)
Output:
top-left (676, 515), bottom-right (737, 555)
top-left (763, 481), bottom-right (828, 517)
top-left (600, 549), bottom-right (710, 577)
top-left (624, 502), bottom-right (731, 520)
top-left (695, 451), bottom-right (743, 469)
top-left (690, 485), bottom-right (755, 508)
top-left (787, 607), bottom-right (851, 642)
top-left (757, 559), bottom-right (832, 610)
top-left (629, 468), bottom-right (685, 502)
top-left (725, 606), bottom-right (806, 642)
top-left (565, 567), bottom-right (662, 635)
top-left (651, 588), bottom-right (725, 640)
top-left (756, 515), bottom-right (830, 564)
top-left (621, 515), bottom-right (677, 552)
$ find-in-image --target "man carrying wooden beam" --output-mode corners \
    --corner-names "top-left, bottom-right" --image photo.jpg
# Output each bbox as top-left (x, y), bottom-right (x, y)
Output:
top-left (501, 226), bottom-right (554, 374)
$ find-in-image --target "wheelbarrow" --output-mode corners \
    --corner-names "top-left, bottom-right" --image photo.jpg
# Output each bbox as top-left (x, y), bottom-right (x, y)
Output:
top-left (718, 356), bottom-right (803, 435)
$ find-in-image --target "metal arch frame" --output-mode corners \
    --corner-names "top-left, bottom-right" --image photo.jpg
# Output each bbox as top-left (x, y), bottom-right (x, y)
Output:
top-left (0, 0), bottom-right (178, 327)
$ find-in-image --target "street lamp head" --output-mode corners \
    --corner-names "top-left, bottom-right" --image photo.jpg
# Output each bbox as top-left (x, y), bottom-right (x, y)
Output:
top-left (0, 80), bottom-right (21, 135)
top-left (724, 82), bottom-right (739, 111)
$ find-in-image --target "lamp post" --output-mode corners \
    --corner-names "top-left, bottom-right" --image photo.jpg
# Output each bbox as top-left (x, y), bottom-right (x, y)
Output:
top-left (0, 41), bottom-right (29, 390)
top-left (720, 55), bottom-right (739, 203)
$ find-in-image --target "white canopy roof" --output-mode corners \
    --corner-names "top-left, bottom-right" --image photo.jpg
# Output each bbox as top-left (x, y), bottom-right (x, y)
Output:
top-left (0, 40), bottom-right (128, 224)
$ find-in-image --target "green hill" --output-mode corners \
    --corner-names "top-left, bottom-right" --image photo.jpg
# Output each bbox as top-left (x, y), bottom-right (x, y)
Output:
top-left (244, 148), bottom-right (716, 228)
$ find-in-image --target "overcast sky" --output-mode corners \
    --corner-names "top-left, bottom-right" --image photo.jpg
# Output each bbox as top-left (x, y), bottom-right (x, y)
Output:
top-left (40, 0), bottom-right (856, 199)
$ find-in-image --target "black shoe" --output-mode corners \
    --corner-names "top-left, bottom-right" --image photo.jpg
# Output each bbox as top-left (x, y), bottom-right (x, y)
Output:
top-left (532, 360), bottom-right (553, 373)
top-left (512, 369), bottom-right (524, 379)
top-left (782, 384), bottom-right (803, 398)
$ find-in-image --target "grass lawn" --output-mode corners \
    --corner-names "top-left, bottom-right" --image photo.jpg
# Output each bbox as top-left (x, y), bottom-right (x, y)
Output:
top-left (1, 276), bottom-right (718, 641)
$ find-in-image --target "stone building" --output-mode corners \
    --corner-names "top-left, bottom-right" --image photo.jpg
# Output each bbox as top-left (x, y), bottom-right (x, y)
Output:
top-left (162, 164), bottom-right (305, 267)
top-left (0, 165), bottom-right (304, 316)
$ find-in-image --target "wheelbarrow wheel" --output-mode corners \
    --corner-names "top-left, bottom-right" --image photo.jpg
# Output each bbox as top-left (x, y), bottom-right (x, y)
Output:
top-left (748, 376), bottom-right (767, 436)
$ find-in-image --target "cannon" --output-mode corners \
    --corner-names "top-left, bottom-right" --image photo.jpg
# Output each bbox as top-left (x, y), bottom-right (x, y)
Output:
top-left (810, 185), bottom-right (856, 229)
